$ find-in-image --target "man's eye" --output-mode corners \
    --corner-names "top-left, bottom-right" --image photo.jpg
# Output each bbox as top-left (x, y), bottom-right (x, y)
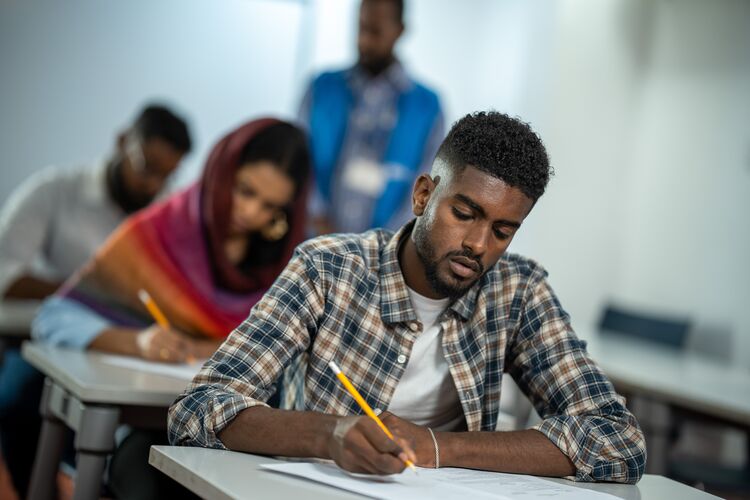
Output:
top-left (494, 229), bottom-right (510, 240)
top-left (452, 207), bottom-right (472, 220)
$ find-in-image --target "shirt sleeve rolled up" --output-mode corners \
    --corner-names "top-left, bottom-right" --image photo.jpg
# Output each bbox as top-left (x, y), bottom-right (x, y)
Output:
top-left (507, 276), bottom-right (647, 483)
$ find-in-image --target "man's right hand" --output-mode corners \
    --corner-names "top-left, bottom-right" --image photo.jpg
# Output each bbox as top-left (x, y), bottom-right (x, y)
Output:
top-left (135, 324), bottom-right (189, 363)
top-left (328, 416), bottom-right (417, 475)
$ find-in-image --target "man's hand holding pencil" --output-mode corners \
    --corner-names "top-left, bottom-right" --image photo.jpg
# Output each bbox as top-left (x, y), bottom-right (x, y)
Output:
top-left (327, 360), bottom-right (421, 474)
top-left (329, 415), bottom-right (418, 475)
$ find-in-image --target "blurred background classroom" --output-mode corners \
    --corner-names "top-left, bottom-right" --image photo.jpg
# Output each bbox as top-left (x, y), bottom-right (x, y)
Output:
top-left (1, 0), bottom-right (748, 498)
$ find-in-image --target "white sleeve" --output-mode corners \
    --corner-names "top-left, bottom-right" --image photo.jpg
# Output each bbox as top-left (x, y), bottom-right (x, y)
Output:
top-left (0, 167), bottom-right (61, 294)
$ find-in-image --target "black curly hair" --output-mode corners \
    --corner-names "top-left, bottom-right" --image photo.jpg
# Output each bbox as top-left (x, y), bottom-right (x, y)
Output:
top-left (435, 111), bottom-right (552, 201)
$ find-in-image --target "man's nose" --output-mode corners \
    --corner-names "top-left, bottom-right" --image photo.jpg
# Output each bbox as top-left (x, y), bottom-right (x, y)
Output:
top-left (461, 223), bottom-right (489, 257)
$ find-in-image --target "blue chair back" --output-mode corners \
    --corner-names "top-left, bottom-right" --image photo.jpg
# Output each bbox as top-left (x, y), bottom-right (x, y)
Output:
top-left (599, 305), bottom-right (691, 348)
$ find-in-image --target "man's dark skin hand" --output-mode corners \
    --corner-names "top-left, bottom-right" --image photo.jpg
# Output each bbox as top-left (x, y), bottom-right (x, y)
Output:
top-left (329, 415), bottom-right (416, 474)
top-left (218, 406), bottom-right (574, 476)
top-left (218, 406), bottom-right (419, 475)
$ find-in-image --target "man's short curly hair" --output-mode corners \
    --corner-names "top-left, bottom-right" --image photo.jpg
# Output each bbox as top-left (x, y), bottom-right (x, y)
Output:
top-left (436, 111), bottom-right (552, 201)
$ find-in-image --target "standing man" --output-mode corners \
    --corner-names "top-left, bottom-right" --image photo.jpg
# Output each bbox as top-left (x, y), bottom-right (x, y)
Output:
top-left (300, 0), bottom-right (444, 235)
top-left (0, 104), bottom-right (191, 497)
top-left (169, 112), bottom-right (646, 483)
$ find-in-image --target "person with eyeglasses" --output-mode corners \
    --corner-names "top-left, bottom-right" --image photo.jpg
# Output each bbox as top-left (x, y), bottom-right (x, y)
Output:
top-left (0, 103), bottom-right (190, 498)
top-left (32, 118), bottom-right (311, 498)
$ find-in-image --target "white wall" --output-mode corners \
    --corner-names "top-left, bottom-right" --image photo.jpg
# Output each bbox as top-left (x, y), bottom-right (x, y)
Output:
top-left (0, 0), bottom-right (306, 199)
top-left (522, 0), bottom-right (750, 367)
top-left (509, 0), bottom-right (652, 329)
top-left (616, 0), bottom-right (750, 366)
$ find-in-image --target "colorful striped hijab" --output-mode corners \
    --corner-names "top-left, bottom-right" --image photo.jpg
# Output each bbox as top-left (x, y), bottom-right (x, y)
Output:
top-left (58, 118), bottom-right (308, 339)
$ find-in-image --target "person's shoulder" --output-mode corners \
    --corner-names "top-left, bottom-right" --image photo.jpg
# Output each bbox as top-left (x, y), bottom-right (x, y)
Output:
top-left (312, 68), bottom-right (350, 85)
top-left (401, 73), bottom-right (442, 114)
top-left (296, 229), bottom-right (388, 260)
top-left (401, 67), bottom-right (440, 100)
top-left (489, 253), bottom-right (549, 284)
top-left (19, 164), bottom-right (70, 187)
top-left (34, 163), bottom-right (101, 189)
top-left (7, 164), bottom-right (85, 202)
top-left (410, 80), bottom-right (439, 99)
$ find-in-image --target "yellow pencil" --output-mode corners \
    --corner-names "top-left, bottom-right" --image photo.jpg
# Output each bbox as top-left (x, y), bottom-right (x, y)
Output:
top-left (138, 289), bottom-right (196, 364)
top-left (138, 289), bottom-right (170, 329)
top-left (328, 360), bottom-right (417, 472)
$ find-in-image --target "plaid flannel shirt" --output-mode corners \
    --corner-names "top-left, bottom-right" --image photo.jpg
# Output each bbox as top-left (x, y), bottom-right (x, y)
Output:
top-left (168, 222), bottom-right (646, 483)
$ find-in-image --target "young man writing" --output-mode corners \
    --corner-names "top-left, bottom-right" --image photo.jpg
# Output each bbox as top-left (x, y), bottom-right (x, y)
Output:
top-left (169, 111), bottom-right (646, 483)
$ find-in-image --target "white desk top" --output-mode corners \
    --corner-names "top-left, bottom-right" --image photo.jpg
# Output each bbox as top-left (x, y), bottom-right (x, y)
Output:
top-left (0, 299), bottom-right (40, 336)
top-left (579, 327), bottom-right (750, 426)
top-left (21, 342), bottom-right (190, 406)
top-left (149, 446), bottom-right (721, 500)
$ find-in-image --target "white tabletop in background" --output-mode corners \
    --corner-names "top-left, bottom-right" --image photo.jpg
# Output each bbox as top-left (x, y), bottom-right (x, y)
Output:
top-left (19, 323), bottom-right (750, 422)
top-left (0, 299), bottom-right (40, 336)
top-left (149, 445), bottom-right (721, 500)
top-left (578, 327), bottom-right (750, 425)
top-left (21, 342), bottom-right (191, 406)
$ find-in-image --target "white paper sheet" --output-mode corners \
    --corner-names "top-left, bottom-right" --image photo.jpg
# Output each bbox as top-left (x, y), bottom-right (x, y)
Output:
top-left (97, 354), bottom-right (205, 380)
top-left (261, 462), bottom-right (503, 500)
top-left (416, 467), bottom-right (621, 500)
top-left (261, 462), bottom-right (621, 500)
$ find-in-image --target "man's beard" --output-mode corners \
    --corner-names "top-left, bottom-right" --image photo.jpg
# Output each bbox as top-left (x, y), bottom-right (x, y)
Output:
top-left (358, 55), bottom-right (393, 76)
top-left (107, 160), bottom-right (155, 214)
top-left (413, 225), bottom-right (484, 300)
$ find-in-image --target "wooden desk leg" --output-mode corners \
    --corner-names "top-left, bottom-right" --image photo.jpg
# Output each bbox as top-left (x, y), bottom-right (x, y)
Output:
top-left (71, 404), bottom-right (120, 500)
top-left (27, 378), bottom-right (66, 500)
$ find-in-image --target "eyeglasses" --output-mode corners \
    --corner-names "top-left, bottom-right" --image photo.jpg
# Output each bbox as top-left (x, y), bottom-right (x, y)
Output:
top-left (125, 137), bottom-right (171, 183)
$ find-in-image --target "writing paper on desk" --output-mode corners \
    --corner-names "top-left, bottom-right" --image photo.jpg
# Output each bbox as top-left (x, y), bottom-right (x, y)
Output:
top-left (97, 354), bottom-right (205, 381)
top-left (260, 462), bottom-right (621, 500)
top-left (262, 462), bottom-right (501, 500)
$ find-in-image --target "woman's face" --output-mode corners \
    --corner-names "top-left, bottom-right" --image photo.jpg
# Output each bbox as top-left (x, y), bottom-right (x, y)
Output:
top-left (229, 160), bottom-right (295, 237)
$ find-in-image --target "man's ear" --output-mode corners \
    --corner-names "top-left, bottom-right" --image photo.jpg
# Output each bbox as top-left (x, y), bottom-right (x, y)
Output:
top-left (412, 174), bottom-right (439, 216)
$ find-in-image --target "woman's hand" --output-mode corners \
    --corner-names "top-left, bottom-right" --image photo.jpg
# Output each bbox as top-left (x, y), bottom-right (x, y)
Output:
top-left (135, 324), bottom-right (190, 363)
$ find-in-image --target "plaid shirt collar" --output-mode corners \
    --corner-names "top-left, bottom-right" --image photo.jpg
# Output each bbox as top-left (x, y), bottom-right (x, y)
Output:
top-left (378, 220), bottom-right (481, 325)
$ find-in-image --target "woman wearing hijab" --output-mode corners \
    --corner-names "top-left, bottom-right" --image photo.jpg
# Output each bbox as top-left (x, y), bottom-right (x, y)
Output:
top-left (33, 118), bottom-right (309, 362)
top-left (31, 118), bottom-right (310, 499)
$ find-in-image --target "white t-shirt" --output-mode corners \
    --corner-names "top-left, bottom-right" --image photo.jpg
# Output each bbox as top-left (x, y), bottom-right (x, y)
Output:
top-left (0, 161), bottom-right (126, 294)
top-left (387, 286), bottom-right (465, 431)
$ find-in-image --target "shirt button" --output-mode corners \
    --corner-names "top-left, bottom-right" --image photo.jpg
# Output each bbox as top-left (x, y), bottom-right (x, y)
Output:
top-left (397, 354), bottom-right (407, 364)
